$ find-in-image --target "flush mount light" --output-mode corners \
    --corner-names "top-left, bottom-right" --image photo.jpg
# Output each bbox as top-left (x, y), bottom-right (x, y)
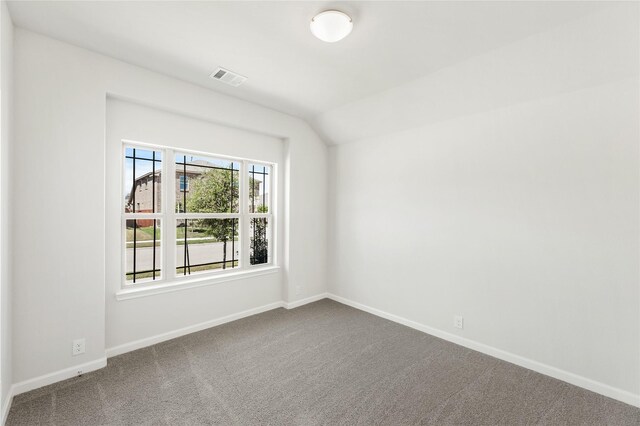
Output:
top-left (310, 10), bottom-right (353, 43)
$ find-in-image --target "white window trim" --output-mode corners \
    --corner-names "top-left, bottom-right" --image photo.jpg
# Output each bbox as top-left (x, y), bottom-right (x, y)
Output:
top-left (119, 141), bottom-right (277, 298)
top-left (115, 266), bottom-right (280, 301)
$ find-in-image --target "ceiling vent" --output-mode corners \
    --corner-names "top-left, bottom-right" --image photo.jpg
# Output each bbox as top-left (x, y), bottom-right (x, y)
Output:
top-left (210, 67), bottom-right (247, 87)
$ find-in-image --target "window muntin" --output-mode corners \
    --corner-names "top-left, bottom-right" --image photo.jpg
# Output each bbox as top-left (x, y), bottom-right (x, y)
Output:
top-left (122, 143), bottom-right (274, 287)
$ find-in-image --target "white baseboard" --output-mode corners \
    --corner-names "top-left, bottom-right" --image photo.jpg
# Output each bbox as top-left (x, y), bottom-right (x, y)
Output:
top-left (14, 292), bottom-right (633, 420)
top-left (1, 385), bottom-right (14, 426)
top-left (107, 293), bottom-right (328, 357)
top-left (11, 357), bottom-right (107, 398)
top-left (5, 295), bottom-right (329, 415)
top-left (284, 293), bottom-right (328, 309)
top-left (326, 293), bottom-right (640, 408)
top-left (106, 301), bottom-right (285, 358)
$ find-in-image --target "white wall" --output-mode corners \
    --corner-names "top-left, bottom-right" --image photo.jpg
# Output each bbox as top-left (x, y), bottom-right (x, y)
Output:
top-left (12, 29), bottom-right (327, 386)
top-left (315, 4), bottom-right (639, 146)
top-left (329, 4), bottom-right (640, 404)
top-left (105, 98), bottom-right (285, 350)
top-left (0, 0), bottom-right (12, 419)
top-left (9, 0), bottom-right (638, 410)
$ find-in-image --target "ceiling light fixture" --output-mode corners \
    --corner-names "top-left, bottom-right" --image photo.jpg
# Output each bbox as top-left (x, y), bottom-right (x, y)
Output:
top-left (310, 10), bottom-right (353, 43)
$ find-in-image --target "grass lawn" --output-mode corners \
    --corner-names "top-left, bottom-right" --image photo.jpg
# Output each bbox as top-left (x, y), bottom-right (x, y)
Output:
top-left (126, 225), bottom-right (237, 248)
top-left (127, 260), bottom-right (238, 281)
top-left (126, 225), bottom-right (159, 241)
top-left (176, 226), bottom-right (209, 239)
top-left (126, 225), bottom-right (160, 248)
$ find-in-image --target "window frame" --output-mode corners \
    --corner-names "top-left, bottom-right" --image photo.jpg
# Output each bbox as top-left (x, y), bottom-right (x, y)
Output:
top-left (247, 163), bottom-right (274, 266)
top-left (121, 141), bottom-right (276, 289)
top-left (174, 150), bottom-right (242, 276)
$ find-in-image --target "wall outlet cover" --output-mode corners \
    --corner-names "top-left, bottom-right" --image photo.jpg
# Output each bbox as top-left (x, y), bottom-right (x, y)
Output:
top-left (454, 315), bottom-right (464, 329)
top-left (72, 338), bottom-right (86, 356)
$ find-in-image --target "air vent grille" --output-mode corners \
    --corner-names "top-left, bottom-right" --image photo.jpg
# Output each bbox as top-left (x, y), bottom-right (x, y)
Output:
top-left (210, 67), bottom-right (247, 87)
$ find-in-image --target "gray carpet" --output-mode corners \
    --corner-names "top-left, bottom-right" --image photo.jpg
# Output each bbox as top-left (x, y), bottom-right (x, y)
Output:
top-left (7, 299), bottom-right (640, 425)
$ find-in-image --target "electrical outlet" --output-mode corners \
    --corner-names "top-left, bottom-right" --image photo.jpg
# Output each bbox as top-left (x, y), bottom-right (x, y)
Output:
top-left (454, 316), bottom-right (464, 329)
top-left (72, 338), bottom-right (85, 356)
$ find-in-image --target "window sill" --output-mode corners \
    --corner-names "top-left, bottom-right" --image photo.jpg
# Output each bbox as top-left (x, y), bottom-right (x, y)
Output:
top-left (115, 266), bottom-right (280, 301)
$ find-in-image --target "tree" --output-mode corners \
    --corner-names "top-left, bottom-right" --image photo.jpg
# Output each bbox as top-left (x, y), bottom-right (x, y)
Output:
top-left (251, 205), bottom-right (269, 264)
top-left (186, 166), bottom-right (238, 269)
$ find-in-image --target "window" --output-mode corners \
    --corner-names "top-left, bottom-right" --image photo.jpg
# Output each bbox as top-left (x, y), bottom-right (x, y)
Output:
top-left (175, 153), bottom-right (240, 276)
top-left (179, 175), bottom-right (188, 192)
top-left (124, 147), bottom-right (162, 282)
top-left (123, 143), bottom-right (274, 286)
top-left (248, 164), bottom-right (271, 265)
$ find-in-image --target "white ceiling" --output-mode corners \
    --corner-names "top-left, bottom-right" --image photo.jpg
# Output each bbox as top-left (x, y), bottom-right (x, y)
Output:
top-left (7, 1), bottom-right (606, 120)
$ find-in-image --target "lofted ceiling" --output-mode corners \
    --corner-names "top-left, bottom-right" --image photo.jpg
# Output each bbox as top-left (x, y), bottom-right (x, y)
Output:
top-left (8, 1), bottom-right (606, 121)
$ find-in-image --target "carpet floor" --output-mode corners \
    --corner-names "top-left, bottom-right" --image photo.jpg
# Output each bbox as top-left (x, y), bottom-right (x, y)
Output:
top-left (7, 299), bottom-right (640, 425)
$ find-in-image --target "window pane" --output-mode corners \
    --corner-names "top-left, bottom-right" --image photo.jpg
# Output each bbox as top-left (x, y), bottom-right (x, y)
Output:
top-left (124, 147), bottom-right (162, 213)
top-left (125, 219), bottom-right (161, 282)
top-left (179, 175), bottom-right (188, 192)
top-left (248, 164), bottom-right (271, 213)
top-left (176, 218), bottom-right (239, 275)
top-left (175, 154), bottom-right (239, 213)
top-left (250, 217), bottom-right (270, 265)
